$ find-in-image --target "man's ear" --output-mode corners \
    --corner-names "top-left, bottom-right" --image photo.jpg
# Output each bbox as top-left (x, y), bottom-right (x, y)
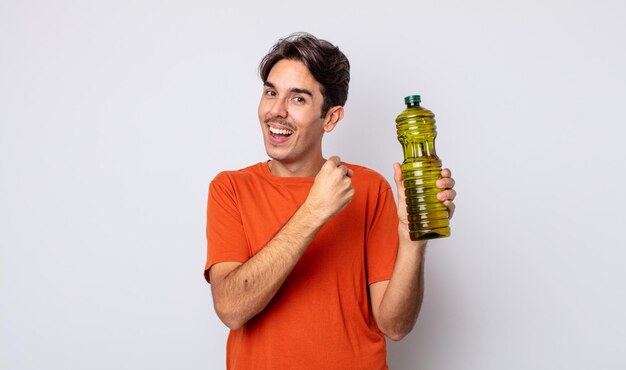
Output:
top-left (323, 106), bottom-right (344, 133)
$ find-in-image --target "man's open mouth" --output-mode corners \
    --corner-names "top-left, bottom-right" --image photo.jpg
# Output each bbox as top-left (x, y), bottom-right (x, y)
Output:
top-left (268, 126), bottom-right (294, 137)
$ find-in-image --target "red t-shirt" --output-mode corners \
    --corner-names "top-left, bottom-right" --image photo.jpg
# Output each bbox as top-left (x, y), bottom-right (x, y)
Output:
top-left (205, 162), bottom-right (399, 369)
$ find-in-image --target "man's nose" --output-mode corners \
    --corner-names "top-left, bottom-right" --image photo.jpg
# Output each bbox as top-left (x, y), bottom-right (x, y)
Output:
top-left (270, 98), bottom-right (288, 118)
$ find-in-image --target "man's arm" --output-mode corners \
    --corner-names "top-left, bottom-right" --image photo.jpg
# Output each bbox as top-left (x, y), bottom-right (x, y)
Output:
top-left (209, 157), bottom-right (354, 330)
top-left (369, 164), bottom-right (456, 341)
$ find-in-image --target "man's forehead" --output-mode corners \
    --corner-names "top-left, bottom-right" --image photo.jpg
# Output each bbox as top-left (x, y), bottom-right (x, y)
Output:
top-left (265, 60), bottom-right (322, 92)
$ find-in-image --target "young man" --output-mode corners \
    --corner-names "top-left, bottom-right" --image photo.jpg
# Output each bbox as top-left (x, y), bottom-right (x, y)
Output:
top-left (205, 33), bottom-right (457, 369)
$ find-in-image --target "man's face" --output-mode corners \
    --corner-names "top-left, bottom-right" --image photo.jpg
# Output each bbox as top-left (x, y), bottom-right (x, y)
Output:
top-left (258, 59), bottom-right (330, 166)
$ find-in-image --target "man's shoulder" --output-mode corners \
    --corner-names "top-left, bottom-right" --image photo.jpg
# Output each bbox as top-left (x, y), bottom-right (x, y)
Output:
top-left (210, 162), bottom-right (266, 190)
top-left (345, 162), bottom-right (387, 180)
top-left (344, 162), bottom-right (392, 189)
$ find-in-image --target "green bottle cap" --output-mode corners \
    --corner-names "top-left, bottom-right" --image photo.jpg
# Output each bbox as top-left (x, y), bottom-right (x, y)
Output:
top-left (404, 95), bottom-right (421, 105)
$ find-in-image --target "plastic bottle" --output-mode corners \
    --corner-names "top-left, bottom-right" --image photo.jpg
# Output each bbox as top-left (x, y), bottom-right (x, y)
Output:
top-left (396, 95), bottom-right (450, 240)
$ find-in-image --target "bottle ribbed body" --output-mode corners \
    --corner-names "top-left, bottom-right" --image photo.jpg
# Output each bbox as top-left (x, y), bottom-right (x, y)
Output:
top-left (396, 96), bottom-right (450, 240)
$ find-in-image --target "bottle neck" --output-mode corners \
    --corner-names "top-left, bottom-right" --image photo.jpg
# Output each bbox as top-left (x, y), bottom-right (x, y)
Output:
top-left (406, 102), bottom-right (420, 108)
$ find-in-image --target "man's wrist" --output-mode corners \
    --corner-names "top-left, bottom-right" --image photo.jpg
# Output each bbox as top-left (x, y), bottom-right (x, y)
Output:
top-left (398, 224), bottom-right (428, 251)
top-left (297, 201), bottom-right (328, 230)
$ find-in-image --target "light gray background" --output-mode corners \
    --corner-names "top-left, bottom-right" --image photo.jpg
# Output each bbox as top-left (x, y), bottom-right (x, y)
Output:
top-left (1, 0), bottom-right (625, 369)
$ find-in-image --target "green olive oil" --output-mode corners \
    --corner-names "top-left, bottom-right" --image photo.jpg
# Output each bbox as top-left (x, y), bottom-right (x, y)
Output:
top-left (396, 95), bottom-right (450, 240)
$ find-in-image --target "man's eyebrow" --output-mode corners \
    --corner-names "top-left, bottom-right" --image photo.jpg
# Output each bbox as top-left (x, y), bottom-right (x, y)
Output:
top-left (264, 81), bottom-right (314, 97)
top-left (291, 87), bottom-right (313, 97)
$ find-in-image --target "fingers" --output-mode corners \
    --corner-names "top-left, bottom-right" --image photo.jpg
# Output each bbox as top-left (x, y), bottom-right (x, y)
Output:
top-left (443, 200), bottom-right (455, 219)
top-left (436, 176), bottom-right (455, 189)
top-left (437, 168), bottom-right (456, 219)
top-left (436, 189), bottom-right (457, 202)
top-left (326, 156), bottom-right (352, 177)
top-left (337, 164), bottom-right (350, 177)
top-left (308, 156), bottom-right (355, 222)
top-left (393, 163), bottom-right (456, 221)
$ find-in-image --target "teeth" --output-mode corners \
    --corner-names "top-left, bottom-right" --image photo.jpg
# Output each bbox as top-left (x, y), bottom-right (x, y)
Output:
top-left (269, 126), bottom-right (293, 135)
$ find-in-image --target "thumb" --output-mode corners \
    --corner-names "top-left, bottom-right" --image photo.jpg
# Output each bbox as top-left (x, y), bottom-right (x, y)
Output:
top-left (326, 156), bottom-right (341, 167)
top-left (393, 162), bottom-right (403, 187)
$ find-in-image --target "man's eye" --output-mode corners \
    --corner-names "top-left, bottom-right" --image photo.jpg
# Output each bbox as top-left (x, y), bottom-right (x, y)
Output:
top-left (265, 90), bottom-right (276, 96)
top-left (293, 96), bottom-right (305, 103)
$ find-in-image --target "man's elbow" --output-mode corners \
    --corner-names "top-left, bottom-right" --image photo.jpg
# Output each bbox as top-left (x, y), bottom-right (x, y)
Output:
top-left (219, 316), bottom-right (245, 331)
top-left (385, 331), bottom-right (410, 342)
top-left (214, 300), bottom-right (246, 330)
top-left (379, 319), bottom-right (416, 341)
top-left (215, 307), bottom-right (246, 330)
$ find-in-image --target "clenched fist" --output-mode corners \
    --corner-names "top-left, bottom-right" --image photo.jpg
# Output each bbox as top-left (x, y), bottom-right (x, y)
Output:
top-left (305, 156), bottom-right (355, 223)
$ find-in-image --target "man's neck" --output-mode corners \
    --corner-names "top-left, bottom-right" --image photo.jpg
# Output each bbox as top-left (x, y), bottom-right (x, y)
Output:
top-left (268, 157), bottom-right (326, 178)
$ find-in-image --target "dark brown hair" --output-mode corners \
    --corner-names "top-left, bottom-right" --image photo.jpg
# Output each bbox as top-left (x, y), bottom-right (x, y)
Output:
top-left (259, 32), bottom-right (350, 118)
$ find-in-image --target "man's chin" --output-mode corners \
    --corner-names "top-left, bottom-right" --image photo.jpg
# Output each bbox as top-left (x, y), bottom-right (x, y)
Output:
top-left (264, 143), bottom-right (289, 161)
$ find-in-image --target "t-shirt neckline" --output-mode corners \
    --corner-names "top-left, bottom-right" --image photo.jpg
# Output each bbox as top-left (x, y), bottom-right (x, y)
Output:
top-left (260, 161), bottom-right (316, 184)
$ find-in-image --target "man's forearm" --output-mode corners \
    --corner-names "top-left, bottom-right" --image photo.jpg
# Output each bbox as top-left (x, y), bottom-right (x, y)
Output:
top-left (211, 157), bottom-right (354, 330)
top-left (211, 203), bottom-right (324, 330)
top-left (376, 229), bottom-right (427, 340)
top-left (372, 164), bottom-right (454, 340)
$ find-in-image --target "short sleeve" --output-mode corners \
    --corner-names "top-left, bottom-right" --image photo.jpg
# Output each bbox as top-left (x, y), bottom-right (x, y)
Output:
top-left (204, 173), bottom-right (250, 283)
top-left (365, 185), bottom-right (399, 285)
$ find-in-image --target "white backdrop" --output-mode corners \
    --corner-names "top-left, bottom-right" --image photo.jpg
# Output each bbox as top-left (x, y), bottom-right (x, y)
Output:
top-left (2, 0), bottom-right (625, 369)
